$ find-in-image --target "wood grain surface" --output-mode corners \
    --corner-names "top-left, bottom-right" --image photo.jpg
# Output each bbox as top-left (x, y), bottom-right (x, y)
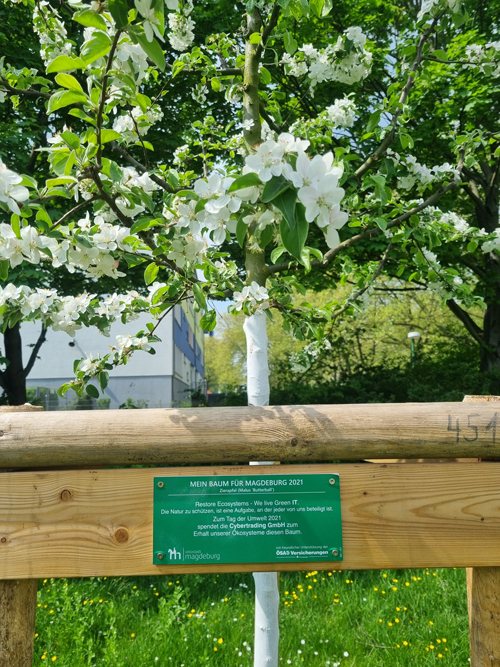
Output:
top-left (2, 462), bottom-right (500, 579)
top-left (0, 404), bottom-right (41, 667)
top-left (3, 402), bottom-right (500, 469)
top-left (467, 567), bottom-right (500, 667)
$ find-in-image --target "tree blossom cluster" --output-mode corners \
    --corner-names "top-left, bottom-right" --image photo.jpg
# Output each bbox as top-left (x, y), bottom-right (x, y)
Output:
top-left (230, 281), bottom-right (270, 315)
top-left (0, 281), bottom-right (166, 340)
top-left (465, 41), bottom-right (500, 77)
top-left (282, 27), bottom-right (372, 93)
top-left (387, 149), bottom-right (460, 190)
top-left (0, 206), bottom-right (137, 278)
top-left (167, 0), bottom-right (195, 52)
top-left (32, 1), bottom-right (71, 66)
top-left (289, 338), bottom-right (332, 374)
top-left (112, 105), bottom-right (164, 142)
top-left (418, 0), bottom-right (462, 20)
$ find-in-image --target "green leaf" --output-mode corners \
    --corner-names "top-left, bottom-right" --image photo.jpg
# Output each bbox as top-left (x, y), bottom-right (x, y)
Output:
top-left (0, 260), bottom-right (8, 281)
top-left (56, 383), bottom-right (71, 398)
top-left (86, 384), bottom-right (99, 398)
top-left (399, 131), bottom-right (414, 150)
top-left (299, 247), bottom-right (311, 271)
top-left (144, 262), bottom-right (159, 285)
top-left (130, 217), bottom-right (156, 234)
top-left (367, 110), bottom-right (381, 133)
top-left (109, 161), bottom-right (123, 183)
top-left (48, 90), bottom-right (88, 113)
top-left (128, 25), bottom-right (165, 71)
top-left (192, 283), bottom-right (207, 310)
top-left (467, 240), bottom-right (478, 252)
top-left (73, 9), bottom-right (107, 30)
top-left (261, 174), bottom-right (290, 203)
top-left (227, 173), bottom-right (261, 192)
top-left (81, 32), bottom-right (112, 65)
top-left (46, 176), bottom-right (77, 188)
top-left (10, 214), bottom-right (21, 239)
top-left (270, 246), bottom-right (286, 264)
top-left (309, 0), bottom-right (324, 18)
top-left (258, 224), bottom-right (274, 249)
top-left (249, 32), bottom-right (262, 44)
top-left (280, 202), bottom-right (308, 260)
top-left (100, 129), bottom-right (122, 144)
top-left (284, 31), bottom-right (298, 55)
top-left (260, 67), bottom-right (271, 85)
top-left (375, 217), bottom-right (387, 231)
top-left (432, 49), bottom-right (448, 61)
top-left (200, 310), bottom-right (217, 332)
top-left (272, 188), bottom-right (297, 230)
top-left (98, 371), bottom-right (109, 391)
top-left (108, 0), bottom-right (129, 28)
top-left (211, 77), bottom-right (221, 92)
top-left (321, 0), bottom-right (332, 15)
top-left (47, 56), bottom-right (86, 73)
top-left (236, 217), bottom-right (248, 248)
top-left (55, 73), bottom-right (84, 93)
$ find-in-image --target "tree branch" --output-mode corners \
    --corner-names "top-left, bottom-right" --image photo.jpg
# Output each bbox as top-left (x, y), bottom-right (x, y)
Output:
top-left (355, 15), bottom-right (442, 180)
top-left (256, 2), bottom-right (281, 60)
top-left (23, 325), bottom-right (47, 379)
top-left (110, 142), bottom-right (173, 192)
top-left (96, 30), bottom-right (122, 169)
top-left (48, 197), bottom-right (96, 232)
top-left (259, 102), bottom-right (282, 133)
top-left (267, 162), bottom-right (464, 276)
top-left (0, 80), bottom-right (51, 99)
top-left (446, 299), bottom-right (485, 347)
top-left (461, 182), bottom-right (486, 211)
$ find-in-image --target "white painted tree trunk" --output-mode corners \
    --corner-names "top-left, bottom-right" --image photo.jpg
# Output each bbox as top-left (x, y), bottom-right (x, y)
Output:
top-left (244, 312), bottom-right (280, 667)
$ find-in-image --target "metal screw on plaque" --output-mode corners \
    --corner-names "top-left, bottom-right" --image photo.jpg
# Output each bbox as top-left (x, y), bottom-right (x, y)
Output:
top-left (157, 481), bottom-right (164, 488)
top-left (329, 478), bottom-right (336, 485)
top-left (332, 549), bottom-right (339, 557)
top-left (157, 552), bottom-right (164, 560)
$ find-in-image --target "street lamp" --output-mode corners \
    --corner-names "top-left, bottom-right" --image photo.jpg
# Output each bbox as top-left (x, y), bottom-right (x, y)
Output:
top-left (407, 331), bottom-right (421, 366)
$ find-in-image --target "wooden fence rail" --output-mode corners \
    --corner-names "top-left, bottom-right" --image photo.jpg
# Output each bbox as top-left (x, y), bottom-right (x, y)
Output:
top-left (1, 462), bottom-right (500, 579)
top-left (1, 400), bottom-right (500, 468)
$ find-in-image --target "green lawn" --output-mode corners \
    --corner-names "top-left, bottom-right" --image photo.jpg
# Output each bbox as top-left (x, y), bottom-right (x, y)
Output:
top-left (34, 568), bottom-right (470, 666)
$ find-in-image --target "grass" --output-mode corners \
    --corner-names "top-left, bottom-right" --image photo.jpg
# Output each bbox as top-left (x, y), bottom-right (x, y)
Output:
top-left (33, 567), bottom-right (470, 666)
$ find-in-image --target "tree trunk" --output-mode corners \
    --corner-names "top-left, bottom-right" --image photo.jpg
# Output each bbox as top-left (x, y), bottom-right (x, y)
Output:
top-left (2, 324), bottom-right (27, 406)
top-left (478, 187), bottom-right (500, 375)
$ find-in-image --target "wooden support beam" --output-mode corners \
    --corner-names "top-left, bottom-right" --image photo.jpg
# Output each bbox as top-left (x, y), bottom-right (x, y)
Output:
top-left (0, 406), bottom-right (41, 667)
top-left (2, 402), bottom-right (500, 469)
top-left (2, 462), bottom-right (500, 578)
top-left (464, 396), bottom-right (500, 667)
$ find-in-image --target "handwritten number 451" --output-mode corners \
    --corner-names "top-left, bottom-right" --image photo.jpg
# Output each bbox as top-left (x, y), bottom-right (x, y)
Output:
top-left (447, 413), bottom-right (498, 443)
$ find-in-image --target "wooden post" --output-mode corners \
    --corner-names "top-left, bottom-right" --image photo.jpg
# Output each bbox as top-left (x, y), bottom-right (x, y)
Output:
top-left (0, 405), bottom-right (43, 667)
top-left (464, 396), bottom-right (500, 667)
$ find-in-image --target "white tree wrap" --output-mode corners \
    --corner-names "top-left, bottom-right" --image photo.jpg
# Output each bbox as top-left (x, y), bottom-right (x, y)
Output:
top-left (252, 571), bottom-right (280, 667)
top-left (243, 312), bottom-right (270, 407)
top-left (244, 311), bottom-right (278, 666)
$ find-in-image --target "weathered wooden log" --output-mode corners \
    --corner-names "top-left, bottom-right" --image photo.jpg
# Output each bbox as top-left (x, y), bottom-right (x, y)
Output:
top-left (2, 401), bottom-right (500, 468)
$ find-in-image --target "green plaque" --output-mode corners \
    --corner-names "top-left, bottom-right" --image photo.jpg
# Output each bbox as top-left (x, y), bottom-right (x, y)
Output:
top-left (153, 473), bottom-right (343, 566)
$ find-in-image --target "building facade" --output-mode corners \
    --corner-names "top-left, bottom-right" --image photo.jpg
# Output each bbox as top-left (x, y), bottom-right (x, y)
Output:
top-left (21, 302), bottom-right (205, 410)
